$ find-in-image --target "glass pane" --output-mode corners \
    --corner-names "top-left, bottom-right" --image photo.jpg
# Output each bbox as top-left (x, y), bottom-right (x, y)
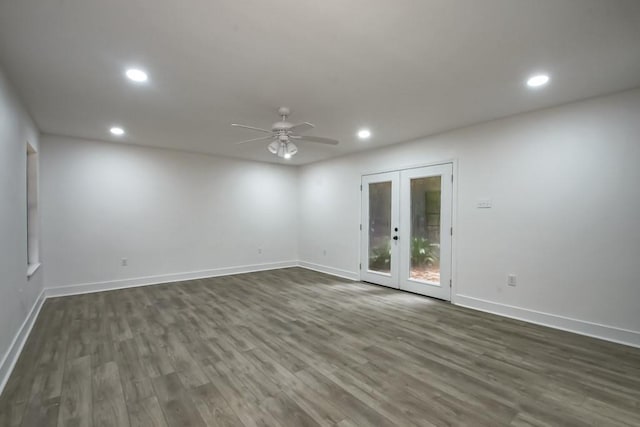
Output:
top-left (368, 182), bottom-right (392, 273)
top-left (410, 176), bottom-right (441, 283)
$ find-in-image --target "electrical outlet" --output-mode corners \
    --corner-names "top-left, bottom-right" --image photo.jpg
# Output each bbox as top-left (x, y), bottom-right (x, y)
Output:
top-left (507, 274), bottom-right (517, 287)
top-left (121, 258), bottom-right (128, 267)
top-left (258, 248), bottom-right (262, 254)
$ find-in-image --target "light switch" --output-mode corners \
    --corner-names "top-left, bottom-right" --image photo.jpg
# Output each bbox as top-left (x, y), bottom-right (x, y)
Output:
top-left (477, 199), bottom-right (492, 209)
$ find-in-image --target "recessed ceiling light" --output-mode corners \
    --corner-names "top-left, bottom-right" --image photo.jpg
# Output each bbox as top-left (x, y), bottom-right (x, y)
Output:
top-left (110, 126), bottom-right (125, 136)
top-left (125, 68), bottom-right (148, 83)
top-left (526, 74), bottom-right (550, 88)
top-left (358, 129), bottom-right (371, 139)
top-left (284, 153), bottom-right (292, 159)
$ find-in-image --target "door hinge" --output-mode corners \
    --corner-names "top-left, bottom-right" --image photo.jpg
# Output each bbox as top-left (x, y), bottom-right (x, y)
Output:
top-left (360, 184), bottom-right (362, 191)
top-left (450, 227), bottom-right (453, 236)
top-left (451, 174), bottom-right (454, 183)
top-left (449, 279), bottom-right (452, 287)
top-left (359, 224), bottom-right (362, 231)
top-left (359, 263), bottom-right (362, 270)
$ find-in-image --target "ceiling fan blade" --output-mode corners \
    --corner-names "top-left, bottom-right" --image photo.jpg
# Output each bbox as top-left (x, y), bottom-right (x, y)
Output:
top-left (234, 135), bottom-right (274, 145)
top-left (231, 123), bottom-right (273, 134)
top-left (292, 135), bottom-right (339, 145)
top-left (289, 122), bottom-right (315, 134)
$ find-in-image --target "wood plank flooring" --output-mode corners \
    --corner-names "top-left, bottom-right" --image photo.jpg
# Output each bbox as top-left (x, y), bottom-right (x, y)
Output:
top-left (1, 267), bottom-right (639, 426)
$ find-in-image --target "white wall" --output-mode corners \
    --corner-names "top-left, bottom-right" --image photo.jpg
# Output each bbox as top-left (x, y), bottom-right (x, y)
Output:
top-left (41, 136), bottom-right (298, 290)
top-left (15, 86), bottom-right (640, 348)
top-left (298, 89), bottom-right (640, 344)
top-left (0, 67), bottom-right (44, 381)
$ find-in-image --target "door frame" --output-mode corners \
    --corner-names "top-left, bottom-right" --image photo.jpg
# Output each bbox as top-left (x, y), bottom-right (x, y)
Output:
top-left (359, 159), bottom-right (458, 303)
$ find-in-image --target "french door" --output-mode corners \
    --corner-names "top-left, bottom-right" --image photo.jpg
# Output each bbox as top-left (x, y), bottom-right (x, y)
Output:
top-left (361, 164), bottom-right (453, 300)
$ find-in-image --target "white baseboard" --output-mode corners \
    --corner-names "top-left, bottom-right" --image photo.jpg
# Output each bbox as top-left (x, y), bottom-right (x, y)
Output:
top-left (455, 294), bottom-right (640, 349)
top-left (297, 261), bottom-right (359, 281)
top-left (0, 289), bottom-right (46, 395)
top-left (45, 260), bottom-right (298, 298)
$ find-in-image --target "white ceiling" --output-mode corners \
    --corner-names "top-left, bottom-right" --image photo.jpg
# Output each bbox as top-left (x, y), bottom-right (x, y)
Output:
top-left (1, 0), bottom-right (640, 165)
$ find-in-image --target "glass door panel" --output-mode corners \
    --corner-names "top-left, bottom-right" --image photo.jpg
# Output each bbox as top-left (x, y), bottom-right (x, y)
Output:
top-left (368, 182), bottom-right (392, 273)
top-left (399, 164), bottom-right (453, 300)
top-left (409, 176), bottom-right (441, 284)
top-left (361, 172), bottom-right (399, 288)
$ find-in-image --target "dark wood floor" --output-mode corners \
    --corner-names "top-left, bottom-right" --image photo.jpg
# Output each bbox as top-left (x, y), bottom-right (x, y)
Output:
top-left (1, 268), bottom-right (639, 426)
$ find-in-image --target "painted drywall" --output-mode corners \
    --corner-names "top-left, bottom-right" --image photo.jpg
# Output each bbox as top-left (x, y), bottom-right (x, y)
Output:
top-left (0, 67), bottom-right (44, 377)
top-left (40, 136), bottom-right (298, 289)
top-left (298, 88), bottom-right (640, 339)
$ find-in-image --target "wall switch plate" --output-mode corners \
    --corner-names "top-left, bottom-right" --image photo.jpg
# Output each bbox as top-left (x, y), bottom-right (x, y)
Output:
top-left (121, 258), bottom-right (128, 267)
top-left (507, 274), bottom-right (517, 287)
top-left (477, 199), bottom-right (493, 209)
top-left (258, 248), bottom-right (262, 254)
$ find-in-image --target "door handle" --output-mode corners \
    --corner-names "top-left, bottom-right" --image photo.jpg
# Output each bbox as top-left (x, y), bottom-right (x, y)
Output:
top-left (393, 236), bottom-right (398, 241)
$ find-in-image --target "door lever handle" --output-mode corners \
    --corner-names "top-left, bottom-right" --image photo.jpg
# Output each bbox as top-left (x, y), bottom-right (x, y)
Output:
top-left (393, 236), bottom-right (398, 241)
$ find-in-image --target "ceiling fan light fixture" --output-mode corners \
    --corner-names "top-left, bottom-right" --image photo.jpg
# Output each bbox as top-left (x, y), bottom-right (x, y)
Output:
top-left (267, 140), bottom-right (280, 154)
top-left (268, 140), bottom-right (298, 159)
top-left (285, 142), bottom-right (298, 157)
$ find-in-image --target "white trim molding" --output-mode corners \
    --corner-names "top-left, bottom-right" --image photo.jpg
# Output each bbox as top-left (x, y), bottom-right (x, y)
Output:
top-left (45, 261), bottom-right (298, 298)
top-left (297, 261), bottom-right (359, 281)
top-left (0, 289), bottom-right (46, 395)
top-left (455, 294), bottom-right (640, 349)
top-left (26, 262), bottom-right (41, 278)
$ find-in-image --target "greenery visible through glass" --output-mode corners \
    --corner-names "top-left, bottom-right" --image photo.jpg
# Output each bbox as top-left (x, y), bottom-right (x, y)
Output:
top-left (368, 181), bottom-right (392, 273)
top-left (367, 176), bottom-right (442, 282)
top-left (410, 177), bottom-right (441, 283)
top-left (367, 237), bottom-right (440, 279)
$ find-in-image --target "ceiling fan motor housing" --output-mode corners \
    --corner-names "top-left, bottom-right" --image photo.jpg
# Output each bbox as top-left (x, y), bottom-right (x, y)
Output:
top-left (272, 121), bottom-right (292, 132)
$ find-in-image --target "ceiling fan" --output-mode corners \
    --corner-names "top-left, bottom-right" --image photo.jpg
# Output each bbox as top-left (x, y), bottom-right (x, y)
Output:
top-left (231, 107), bottom-right (339, 159)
